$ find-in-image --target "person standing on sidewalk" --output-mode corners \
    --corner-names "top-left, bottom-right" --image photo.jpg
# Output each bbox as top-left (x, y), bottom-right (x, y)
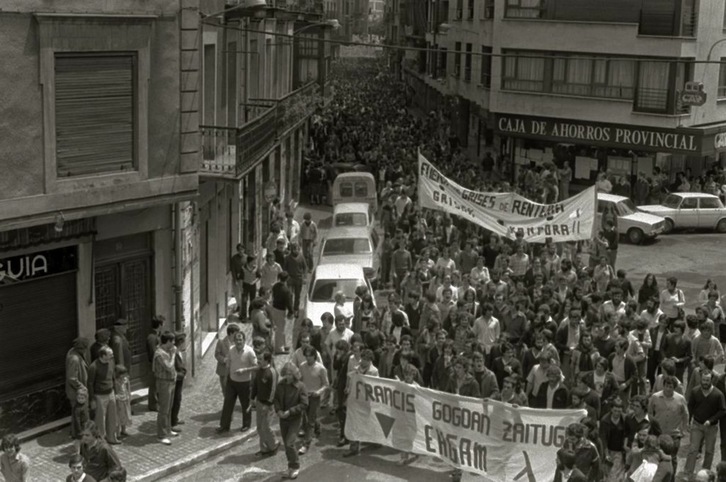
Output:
top-left (217, 331), bottom-right (257, 434)
top-left (275, 362), bottom-right (309, 480)
top-left (231, 243), bottom-right (246, 316)
top-left (65, 337), bottom-right (90, 454)
top-left (170, 332), bottom-right (188, 431)
top-left (299, 346), bottom-right (329, 455)
top-left (251, 350), bottom-right (280, 457)
top-left (299, 212), bottom-right (317, 273)
top-left (685, 371), bottom-right (726, 476)
top-left (259, 252), bottom-right (283, 294)
top-left (271, 272), bottom-right (294, 354)
top-left (284, 244), bottom-right (308, 317)
top-left (87, 346), bottom-right (120, 445)
top-left (241, 255), bottom-right (259, 320)
top-left (146, 316), bottom-right (164, 412)
top-left (153, 331), bottom-right (177, 445)
top-left (215, 324), bottom-right (240, 393)
top-left (110, 319), bottom-right (132, 374)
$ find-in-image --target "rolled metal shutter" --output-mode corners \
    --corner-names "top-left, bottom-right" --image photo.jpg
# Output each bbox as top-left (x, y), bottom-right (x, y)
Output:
top-left (0, 272), bottom-right (78, 401)
top-left (55, 54), bottom-right (136, 177)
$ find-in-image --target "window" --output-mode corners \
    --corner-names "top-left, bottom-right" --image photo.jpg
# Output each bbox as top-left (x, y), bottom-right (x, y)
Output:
top-left (438, 48), bottom-right (448, 78)
top-left (298, 33), bottom-right (318, 57)
top-left (322, 238), bottom-right (372, 256)
top-left (467, 0), bottom-right (475, 18)
top-left (635, 60), bottom-right (670, 112)
top-left (55, 53), bottom-right (136, 177)
top-left (481, 0), bottom-right (495, 19)
top-left (354, 182), bottom-right (369, 197)
top-left (310, 279), bottom-right (365, 302)
top-left (592, 59), bottom-right (635, 99)
top-left (552, 55), bottom-right (635, 99)
top-left (480, 46), bottom-right (492, 87)
top-left (502, 51), bottom-right (545, 92)
top-left (505, 0), bottom-right (544, 18)
top-left (340, 181), bottom-right (354, 197)
top-left (464, 44), bottom-right (472, 82)
top-left (700, 198), bottom-right (722, 209)
top-left (681, 197), bottom-right (698, 209)
top-left (454, 42), bottom-right (462, 77)
top-left (718, 57), bottom-right (726, 99)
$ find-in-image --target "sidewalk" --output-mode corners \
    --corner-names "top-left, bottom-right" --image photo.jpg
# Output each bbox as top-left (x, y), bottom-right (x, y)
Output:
top-left (22, 323), bottom-right (261, 482)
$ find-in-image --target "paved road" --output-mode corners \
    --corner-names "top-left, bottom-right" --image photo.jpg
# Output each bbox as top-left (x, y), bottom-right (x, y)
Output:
top-left (616, 231), bottom-right (726, 312)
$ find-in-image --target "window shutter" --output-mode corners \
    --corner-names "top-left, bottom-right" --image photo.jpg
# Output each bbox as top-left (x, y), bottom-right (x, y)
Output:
top-left (55, 54), bottom-right (136, 177)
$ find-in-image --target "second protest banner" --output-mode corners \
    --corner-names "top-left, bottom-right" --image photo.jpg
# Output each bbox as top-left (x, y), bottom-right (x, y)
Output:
top-left (417, 152), bottom-right (597, 242)
top-left (345, 373), bottom-right (586, 481)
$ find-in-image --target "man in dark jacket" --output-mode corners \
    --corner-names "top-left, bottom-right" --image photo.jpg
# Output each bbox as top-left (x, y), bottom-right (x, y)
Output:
top-left (146, 316), bottom-right (164, 411)
top-left (271, 272), bottom-right (294, 354)
top-left (251, 351), bottom-right (279, 456)
top-left (170, 332), bottom-right (187, 430)
top-left (535, 365), bottom-right (569, 409)
top-left (283, 243), bottom-right (308, 317)
top-left (110, 319), bottom-right (132, 372)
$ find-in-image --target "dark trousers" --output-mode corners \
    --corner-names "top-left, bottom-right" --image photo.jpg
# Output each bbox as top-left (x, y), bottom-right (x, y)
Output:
top-left (171, 378), bottom-right (184, 426)
top-left (337, 405), bottom-right (347, 440)
top-left (647, 350), bottom-right (663, 386)
top-left (219, 379), bottom-right (251, 430)
top-left (241, 282), bottom-right (257, 318)
top-left (302, 395), bottom-right (321, 446)
top-left (289, 280), bottom-right (303, 313)
top-left (280, 416), bottom-right (302, 470)
top-left (148, 371), bottom-right (158, 410)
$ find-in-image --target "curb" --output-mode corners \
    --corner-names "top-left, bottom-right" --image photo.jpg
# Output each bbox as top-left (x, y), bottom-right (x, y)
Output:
top-left (132, 428), bottom-right (258, 482)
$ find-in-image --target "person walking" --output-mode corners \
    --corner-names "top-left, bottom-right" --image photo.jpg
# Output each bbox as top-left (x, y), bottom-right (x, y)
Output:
top-left (271, 272), bottom-right (294, 354)
top-left (217, 331), bottom-right (257, 434)
top-left (275, 362), bottom-right (309, 480)
top-left (170, 332), bottom-right (188, 430)
top-left (685, 371), bottom-right (726, 476)
top-left (231, 243), bottom-right (246, 316)
top-left (299, 212), bottom-right (318, 273)
top-left (215, 324), bottom-right (241, 393)
top-left (284, 243), bottom-right (308, 317)
top-left (251, 350), bottom-right (280, 457)
top-left (87, 346), bottom-right (120, 445)
top-left (65, 337), bottom-right (90, 453)
top-left (152, 331), bottom-right (177, 445)
top-left (299, 345), bottom-right (329, 455)
top-left (146, 316), bottom-right (164, 412)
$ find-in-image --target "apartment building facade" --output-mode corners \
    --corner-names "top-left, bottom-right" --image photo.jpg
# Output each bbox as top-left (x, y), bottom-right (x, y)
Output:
top-left (395, 0), bottom-right (726, 187)
top-left (0, 0), bottom-right (200, 433)
top-left (197, 0), bottom-right (333, 349)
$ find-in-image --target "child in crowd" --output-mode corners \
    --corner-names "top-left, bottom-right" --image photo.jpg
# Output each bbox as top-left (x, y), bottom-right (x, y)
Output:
top-left (72, 387), bottom-right (91, 454)
top-left (114, 365), bottom-right (132, 439)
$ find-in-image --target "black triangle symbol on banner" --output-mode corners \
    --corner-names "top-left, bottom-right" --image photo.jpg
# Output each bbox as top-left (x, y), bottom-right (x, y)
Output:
top-left (375, 412), bottom-right (395, 439)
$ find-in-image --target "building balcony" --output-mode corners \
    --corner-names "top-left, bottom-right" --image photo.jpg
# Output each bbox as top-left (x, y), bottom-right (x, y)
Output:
top-left (200, 81), bottom-right (320, 179)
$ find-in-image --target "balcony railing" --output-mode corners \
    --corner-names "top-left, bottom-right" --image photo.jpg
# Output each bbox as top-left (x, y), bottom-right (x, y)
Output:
top-left (200, 82), bottom-right (321, 178)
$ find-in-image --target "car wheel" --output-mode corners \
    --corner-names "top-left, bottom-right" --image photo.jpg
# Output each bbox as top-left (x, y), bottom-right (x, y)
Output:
top-left (663, 219), bottom-right (674, 234)
top-left (627, 228), bottom-right (644, 245)
top-left (717, 219), bottom-right (726, 233)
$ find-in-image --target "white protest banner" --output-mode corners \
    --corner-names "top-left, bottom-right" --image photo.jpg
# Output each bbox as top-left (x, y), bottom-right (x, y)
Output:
top-left (345, 374), bottom-right (586, 481)
top-left (417, 152), bottom-right (597, 242)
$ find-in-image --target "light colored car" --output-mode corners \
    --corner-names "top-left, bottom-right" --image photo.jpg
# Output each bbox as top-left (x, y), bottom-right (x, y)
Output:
top-left (596, 193), bottom-right (665, 244)
top-left (333, 202), bottom-right (372, 228)
top-left (318, 226), bottom-right (380, 286)
top-left (640, 192), bottom-right (726, 233)
top-left (305, 263), bottom-right (374, 327)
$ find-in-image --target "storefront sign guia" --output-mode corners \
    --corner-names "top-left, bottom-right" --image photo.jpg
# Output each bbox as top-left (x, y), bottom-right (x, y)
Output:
top-left (0, 246), bottom-right (77, 284)
top-left (495, 114), bottom-right (702, 155)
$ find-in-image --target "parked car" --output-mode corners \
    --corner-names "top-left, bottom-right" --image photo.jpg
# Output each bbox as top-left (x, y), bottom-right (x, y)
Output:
top-left (305, 263), bottom-right (374, 327)
top-left (333, 202), bottom-right (372, 228)
top-left (318, 226), bottom-right (380, 286)
top-left (639, 192), bottom-right (726, 233)
top-left (596, 193), bottom-right (665, 244)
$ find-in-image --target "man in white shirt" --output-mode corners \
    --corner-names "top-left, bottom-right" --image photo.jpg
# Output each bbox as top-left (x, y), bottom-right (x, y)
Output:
top-left (648, 375), bottom-right (689, 473)
top-left (639, 296), bottom-right (664, 329)
top-left (292, 333), bottom-right (323, 368)
top-left (217, 332), bottom-right (257, 434)
top-left (473, 303), bottom-right (500, 355)
top-left (299, 346), bottom-right (329, 454)
top-left (599, 288), bottom-right (627, 325)
top-left (258, 253), bottom-right (283, 292)
top-left (325, 315), bottom-right (354, 380)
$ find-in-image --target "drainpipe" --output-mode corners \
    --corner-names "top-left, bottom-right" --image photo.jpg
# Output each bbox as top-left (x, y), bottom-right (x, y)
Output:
top-left (172, 203), bottom-right (184, 331)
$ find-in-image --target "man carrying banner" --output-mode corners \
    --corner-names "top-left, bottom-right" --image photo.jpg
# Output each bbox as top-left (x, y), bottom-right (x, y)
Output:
top-left (342, 349), bottom-right (379, 458)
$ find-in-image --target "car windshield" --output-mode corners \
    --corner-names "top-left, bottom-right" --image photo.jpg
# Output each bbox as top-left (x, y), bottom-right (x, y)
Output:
top-left (662, 195), bottom-right (681, 209)
top-left (310, 278), bottom-right (364, 302)
top-left (616, 199), bottom-right (637, 216)
top-left (334, 213), bottom-right (368, 227)
top-left (322, 238), bottom-right (371, 255)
